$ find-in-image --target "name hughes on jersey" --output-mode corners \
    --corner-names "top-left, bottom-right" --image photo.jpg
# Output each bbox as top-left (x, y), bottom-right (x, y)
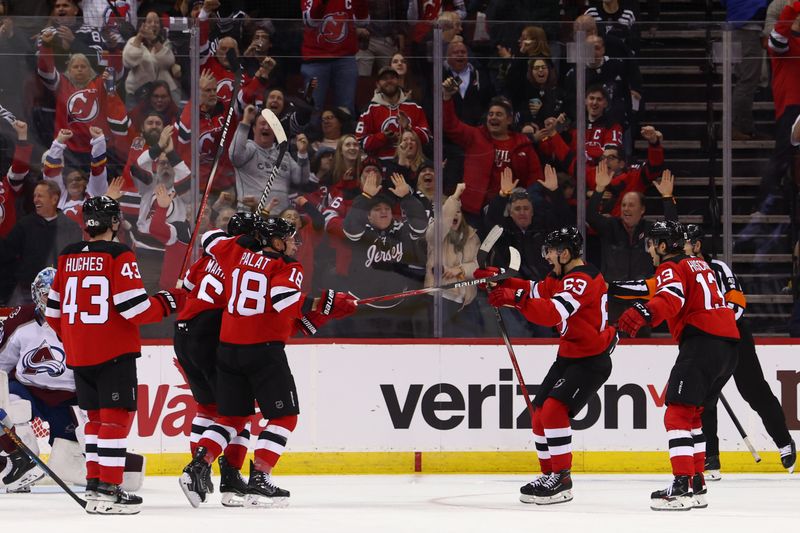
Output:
top-left (64, 256), bottom-right (105, 272)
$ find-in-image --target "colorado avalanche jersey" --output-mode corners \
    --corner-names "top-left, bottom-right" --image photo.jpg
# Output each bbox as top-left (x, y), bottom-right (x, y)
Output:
top-left (45, 240), bottom-right (167, 366)
top-left (517, 264), bottom-right (617, 358)
top-left (0, 305), bottom-right (76, 395)
top-left (648, 255), bottom-right (740, 342)
top-left (202, 232), bottom-right (308, 344)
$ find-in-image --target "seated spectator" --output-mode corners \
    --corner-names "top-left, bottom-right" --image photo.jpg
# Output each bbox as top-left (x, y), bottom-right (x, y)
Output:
top-left (311, 107), bottom-right (353, 153)
top-left (37, 37), bottom-right (130, 168)
top-left (442, 78), bottom-right (543, 224)
top-left (0, 180), bottom-right (82, 305)
top-left (0, 120), bottom-right (31, 304)
top-left (229, 104), bottom-right (310, 214)
top-left (424, 182), bottom-right (484, 337)
top-left (301, 0), bottom-right (369, 116)
top-left (385, 130), bottom-right (427, 188)
top-left (537, 84), bottom-right (623, 173)
top-left (343, 172), bottom-right (428, 337)
top-left (128, 80), bottom-right (180, 137)
top-left (586, 166), bottom-right (678, 327)
top-left (123, 11), bottom-right (180, 106)
top-left (43, 127), bottom-right (109, 210)
top-left (505, 57), bottom-right (566, 130)
top-left (356, 66), bottom-right (431, 161)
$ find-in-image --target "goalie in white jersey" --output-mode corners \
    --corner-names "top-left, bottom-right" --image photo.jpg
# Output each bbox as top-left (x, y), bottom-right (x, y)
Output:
top-left (0, 268), bottom-right (77, 492)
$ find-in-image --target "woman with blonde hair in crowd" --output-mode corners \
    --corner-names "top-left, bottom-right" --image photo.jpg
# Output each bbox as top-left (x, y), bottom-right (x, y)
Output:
top-left (424, 182), bottom-right (484, 336)
top-left (386, 130), bottom-right (425, 188)
top-left (123, 11), bottom-right (180, 106)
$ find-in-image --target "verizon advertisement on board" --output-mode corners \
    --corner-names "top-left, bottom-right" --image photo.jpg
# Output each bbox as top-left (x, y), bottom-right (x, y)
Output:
top-left (129, 344), bottom-right (800, 454)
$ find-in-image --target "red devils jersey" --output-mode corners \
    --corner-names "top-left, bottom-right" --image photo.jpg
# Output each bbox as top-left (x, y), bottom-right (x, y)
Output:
top-left (200, 56), bottom-right (251, 105)
top-left (176, 100), bottom-right (236, 191)
top-left (356, 96), bottom-right (431, 159)
top-left (538, 118), bottom-right (623, 173)
top-left (45, 240), bottom-right (167, 367)
top-left (178, 255), bottom-right (226, 321)
top-left (301, 0), bottom-right (370, 59)
top-left (203, 232), bottom-right (307, 344)
top-left (0, 142), bottom-right (31, 237)
top-left (518, 264), bottom-right (617, 358)
top-left (37, 45), bottom-right (129, 155)
top-left (648, 255), bottom-right (740, 343)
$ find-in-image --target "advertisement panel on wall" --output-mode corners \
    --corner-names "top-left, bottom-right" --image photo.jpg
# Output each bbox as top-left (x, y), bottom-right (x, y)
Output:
top-left (129, 342), bottom-right (799, 474)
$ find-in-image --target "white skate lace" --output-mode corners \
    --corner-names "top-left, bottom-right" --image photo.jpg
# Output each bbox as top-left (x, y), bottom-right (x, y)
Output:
top-left (541, 474), bottom-right (561, 490)
top-left (779, 443), bottom-right (793, 458)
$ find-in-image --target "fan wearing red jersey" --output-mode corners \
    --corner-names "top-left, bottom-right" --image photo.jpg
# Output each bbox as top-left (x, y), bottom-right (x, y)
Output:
top-left (617, 220), bottom-right (739, 511)
top-left (179, 216), bottom-right (357, 508)
top-left (481, 226), bottom-right (616, 506)
top-left (173, 211), bottom-right (257, 507)
top-left (44, 196), bottom-right (183, 515)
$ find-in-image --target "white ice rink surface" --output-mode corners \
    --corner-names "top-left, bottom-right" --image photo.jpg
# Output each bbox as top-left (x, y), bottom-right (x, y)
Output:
top-left (3, 474), bottom-right (798, 532)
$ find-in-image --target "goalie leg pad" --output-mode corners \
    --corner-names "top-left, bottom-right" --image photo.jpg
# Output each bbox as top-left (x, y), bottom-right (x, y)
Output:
top-left (47, 437), bottom-right (87, 486)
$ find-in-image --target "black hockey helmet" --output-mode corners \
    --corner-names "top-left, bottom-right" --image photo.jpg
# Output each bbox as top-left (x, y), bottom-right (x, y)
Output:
top-left (227, 211), bottom-right (257, 237)
top-left (684, 223), bottom-right (703, 243)
top-left (83, 195), bottom-right (121, 237)
top-left (542, 226), bottom-right (583, 258)
top-left (254, 215), bottom-right (296, 249)
top-left (647, 219), bottom-right (685, 253)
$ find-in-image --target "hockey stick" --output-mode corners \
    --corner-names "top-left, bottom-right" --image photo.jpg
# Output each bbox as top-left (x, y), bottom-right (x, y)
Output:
top-left (0, 408), bottom-right (87, 509)
top-left (355, 246), bottom-right (521, 306)
top-left (478, 225), bottom-right (535, 416)
top-left (255, 108), bottom-right (289, 216)
top-left (719, 392), bottom-right (761, 463)
top-left (179, 48), bottom-right (243, 279)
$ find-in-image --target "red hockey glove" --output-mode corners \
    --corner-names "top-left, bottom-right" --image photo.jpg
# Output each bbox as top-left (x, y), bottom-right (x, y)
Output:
top-left (153, 289), bottom-right (185, 316)
top-left (474, 266), bottom-right (500, 282)
top-left (295, 310), bottom-right (328, 336)
top-left (318, 289), bottom-right (358, 318)
top-left (488, 287), bottom-right (528, 308)
top-left (617, 302), bottom-right (652, 338)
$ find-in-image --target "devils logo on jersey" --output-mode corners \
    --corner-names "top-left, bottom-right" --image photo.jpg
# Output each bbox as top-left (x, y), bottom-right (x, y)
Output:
top-left (67, 89), bottom-right (100, 124)
top-left (21, 340), bottom-right (67, 377)
top-left (318, 13), bottom-right (349, 44)
top-left (216, 78), bottom-right (235, 103)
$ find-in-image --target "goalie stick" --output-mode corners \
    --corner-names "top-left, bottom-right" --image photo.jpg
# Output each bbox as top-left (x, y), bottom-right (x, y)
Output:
top-left (355, 245), bottom-right (520, 306)
top-left (478, 225), bottom-right (535, 417)
top-left (255, 108), bottom-right (289, 216)
top-left (719, 392), bottom-right (761, 463)
top-left (0, 408), bottom-right (87, 509)
top-left (179, 48), bottom-right (243, 279)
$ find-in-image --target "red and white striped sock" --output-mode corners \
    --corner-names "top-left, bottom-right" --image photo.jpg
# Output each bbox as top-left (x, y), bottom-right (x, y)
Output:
top-left (254, 415), bottom-right (298, 472)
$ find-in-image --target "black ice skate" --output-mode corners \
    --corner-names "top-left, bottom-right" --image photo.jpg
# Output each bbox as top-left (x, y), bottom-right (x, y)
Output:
top-left (1, 449), bottom-right (44, 492)
top-left (532, 469), bottom-right (573, 505)
top-left (92, 481), bottom-right (142, 515)
top-left (219, 455), bottom-right (248, 507)
top-left (179, 446), bottom-right (213, 508)
top-left (650, 475), bottom-right (694, 511)
top-left (704, 454), bottom-right (721, 481)
top-left (779, 439), bottom-right (796, 474)
top-left (692, 473), bottom-right (708, 509)
top-left (245, 461), bottom-right (290, 508)
top-left (519, 473), bottom-right (553, 504)
top-left (84, 478), bottom-right (99, 514)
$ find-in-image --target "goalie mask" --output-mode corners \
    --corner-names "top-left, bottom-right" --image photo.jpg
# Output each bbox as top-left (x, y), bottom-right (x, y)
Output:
top-left (31, 267), bottom-right (57, 316)
top-left (83, 195), bottom-right (121, 237)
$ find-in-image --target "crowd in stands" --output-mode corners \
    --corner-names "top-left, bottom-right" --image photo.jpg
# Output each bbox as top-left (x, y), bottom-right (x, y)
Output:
top-left (0, 0), bottom-right (798, 337)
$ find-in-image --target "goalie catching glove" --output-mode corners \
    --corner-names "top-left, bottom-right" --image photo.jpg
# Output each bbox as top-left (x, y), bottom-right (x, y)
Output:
top-left (617, 301), bottom-right (652, 338)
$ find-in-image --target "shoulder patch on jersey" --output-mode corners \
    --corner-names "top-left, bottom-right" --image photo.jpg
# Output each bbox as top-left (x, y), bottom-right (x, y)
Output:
top-left (132, 136), bottom-right (146, 150)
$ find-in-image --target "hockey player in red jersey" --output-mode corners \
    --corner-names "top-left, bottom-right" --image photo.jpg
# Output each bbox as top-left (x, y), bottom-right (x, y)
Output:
top-left (179, 216), bottom-right (357, 508)
top-left (44, 196), bottom-right (183, 514)
top-left (479, 226), bottom-right (617, 505)
top-left (174, 211), bottom-right (257, 507)
top-left (617, 220), bottom-right (739, 511)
